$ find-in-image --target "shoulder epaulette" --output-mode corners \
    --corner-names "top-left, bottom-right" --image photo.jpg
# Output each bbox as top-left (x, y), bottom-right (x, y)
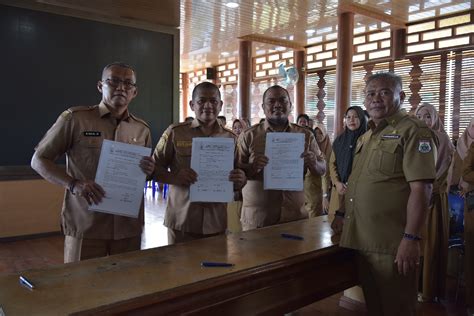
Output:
top-left (170, 121), bottom-right (192, 130)
top-left (129, 113), bottom-right (150, 128)
top-left (60, 105), bottom-right (95, 120)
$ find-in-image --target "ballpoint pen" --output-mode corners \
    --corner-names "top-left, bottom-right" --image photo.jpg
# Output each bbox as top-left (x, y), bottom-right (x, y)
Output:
top-left (19, 275), bottom-right (35, 290)
top-left (280, 233), bottom-right (304, 240)
top-left (201, 261), bottom-right (234, 267)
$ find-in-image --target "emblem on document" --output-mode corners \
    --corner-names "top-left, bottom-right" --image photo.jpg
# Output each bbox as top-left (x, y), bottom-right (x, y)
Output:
top-left (418, 140), bottom-right (432, 153)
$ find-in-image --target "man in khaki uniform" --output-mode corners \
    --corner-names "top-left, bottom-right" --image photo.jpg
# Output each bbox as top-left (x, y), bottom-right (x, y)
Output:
top-left (31, 62), bottom-right (155, 263)
top-left (338, 72), bottom-right (436, 315)
top-left (236, 85), bottom-right (326, 230)
top-left (153, 82), bottom-right (246, 244)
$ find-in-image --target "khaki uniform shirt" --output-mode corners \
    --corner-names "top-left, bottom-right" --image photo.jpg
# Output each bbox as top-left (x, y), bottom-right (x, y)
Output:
top-left (236, 121), bottom-right (324, 228)
top-left (340, 110), bottom-right (436, 255)
top-left (153, 119), bottom-right (237, 234)
top-left (34, 102), bottom-right (152, 240)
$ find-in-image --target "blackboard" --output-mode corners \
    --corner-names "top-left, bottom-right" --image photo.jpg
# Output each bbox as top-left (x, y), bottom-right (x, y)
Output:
top-left (0, 4), bottom-right (175, 175)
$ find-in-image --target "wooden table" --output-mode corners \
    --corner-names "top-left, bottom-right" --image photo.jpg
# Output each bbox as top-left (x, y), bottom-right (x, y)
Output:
top-left (0, 216), bottom-right (358, 315)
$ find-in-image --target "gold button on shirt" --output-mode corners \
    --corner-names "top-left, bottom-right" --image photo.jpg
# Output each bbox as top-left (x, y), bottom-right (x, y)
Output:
top-left (153, 119), bottom-right (237, 234)
top-left (340, 110), bottom-right (436, 255)
top-left (236, 121), bottom-right (324, 229)
top-left (34, 102), bottom-right (152, 239)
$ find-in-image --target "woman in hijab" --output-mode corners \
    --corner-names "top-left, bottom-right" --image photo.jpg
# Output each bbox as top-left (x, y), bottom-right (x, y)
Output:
top-left (314, 122), bottom-right (332, 214)
top-left (330, 106), bottom-right (367, 233)
top-left (227, 118), bottom-right (248, 233)
top-left (415, 103), bottom-right (455, 303)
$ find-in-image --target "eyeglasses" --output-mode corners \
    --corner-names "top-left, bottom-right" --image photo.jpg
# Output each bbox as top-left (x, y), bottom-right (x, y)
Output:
top-left (195, 98), bottom-right (220, 106)
top-left (103, 78), bottom-right (137, 90)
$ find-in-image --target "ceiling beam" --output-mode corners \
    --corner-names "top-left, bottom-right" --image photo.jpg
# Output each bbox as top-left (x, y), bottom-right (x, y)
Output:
top-left (238, 34), bottom-right (305, 51)
top-left (338, 0), bottom-right (406, 29)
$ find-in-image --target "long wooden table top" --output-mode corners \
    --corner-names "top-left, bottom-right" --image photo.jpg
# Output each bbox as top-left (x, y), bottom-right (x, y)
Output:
top-left (0, 216), bottom-right (357, 315)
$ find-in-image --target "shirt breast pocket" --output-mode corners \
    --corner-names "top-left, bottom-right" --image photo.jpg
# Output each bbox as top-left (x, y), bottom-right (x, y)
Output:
top-left (370, 141), bottom-right (403, 176)
top-left (78, 137), bottom-right (103, 149)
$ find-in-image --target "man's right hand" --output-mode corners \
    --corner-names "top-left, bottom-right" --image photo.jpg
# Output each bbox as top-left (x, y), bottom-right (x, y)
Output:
top-left (335, 181), bottom-right (347, 195)
top-left (75, 180), bottom-right (105, 205)
top-left (251, 155), bottom-right (269, 175)
top-left (174, 168), bottom-right (198, 186)
top-left (330, 216), bottom-right (344, 234)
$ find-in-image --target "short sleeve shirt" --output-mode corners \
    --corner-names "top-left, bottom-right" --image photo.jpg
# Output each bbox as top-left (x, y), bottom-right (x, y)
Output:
top-left (34, 102), bottom-right (152, 239)
top-left (236, 120), bottom-right (324, 228)
top-left (340, 110), bottom-right (436, 255)
top-left (153, 119), bottom-right (237, 234)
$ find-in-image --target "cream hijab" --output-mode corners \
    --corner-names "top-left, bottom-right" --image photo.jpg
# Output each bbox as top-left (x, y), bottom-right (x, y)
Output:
top-left (415, 103), bottom-right (455, 180)
top-left (457, 116), bottom-right (474, 160)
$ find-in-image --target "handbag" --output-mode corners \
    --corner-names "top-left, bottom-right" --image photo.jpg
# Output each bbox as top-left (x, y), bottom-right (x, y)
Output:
top-left (465, 191), bottom-right (474, 210)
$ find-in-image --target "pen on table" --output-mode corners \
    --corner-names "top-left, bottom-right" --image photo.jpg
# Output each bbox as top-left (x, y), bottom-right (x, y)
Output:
top-left (280, 233), bottom-right (304, 240)
top-left (201, 261), bottom-right (234, 267)
top-left (19, 275), bottom-right (35, 290)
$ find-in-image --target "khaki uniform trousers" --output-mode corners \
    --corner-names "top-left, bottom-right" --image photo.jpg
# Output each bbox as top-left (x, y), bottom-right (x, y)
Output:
top-left (167, 229), bottom-right (221, 244)
top-left (357, 251), bottom-right (418, 316)
top-left (64, 235), bottom-right (141, 263)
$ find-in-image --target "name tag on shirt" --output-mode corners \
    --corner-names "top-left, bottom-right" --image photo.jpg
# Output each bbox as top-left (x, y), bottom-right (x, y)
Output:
top-left (177, 140), bottom-right (192, 148)
top-left (381, 134), bottom-right (400, 139)
top-left (83, 131), bottom-right (101, 137)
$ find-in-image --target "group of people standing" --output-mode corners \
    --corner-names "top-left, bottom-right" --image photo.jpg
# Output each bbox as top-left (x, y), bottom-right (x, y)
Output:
top-left (31, 62), bottom-right (472, 315)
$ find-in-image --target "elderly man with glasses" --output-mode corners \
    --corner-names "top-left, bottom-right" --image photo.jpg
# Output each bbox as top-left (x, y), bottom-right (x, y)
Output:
top-left (31, 62), bottom-right (155, 263)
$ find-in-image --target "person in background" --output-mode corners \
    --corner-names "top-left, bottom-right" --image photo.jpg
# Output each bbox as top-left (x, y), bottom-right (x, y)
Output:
top-left (297, 114), bottom-right (310, 127)
top-left (337, 72), bottom-right (436, 315)
top-left (231, 119), bottom-right (245, 136)
top-left (330, 106), bottom-right (367, 232)
top-left (31, 62), bottom-right (155, 263)
top-left (297, 113), bottom-right (324, 216)
top-left (237, 85), bottom-right (326, 230)
top-left (217, 115), bottom-right (227, 127)
top-left (415, 103), bottom-right (454, 303)
top-left (153, 82), bottom-right (246, 244)
top-left (451, 117), bottom-right (474, 192)
top-left (227, 118), bottom-right (248, 233)
top-left (314, 122), bottom-right (332, 214)
top-left (461, 143), bottom-right (474, 315)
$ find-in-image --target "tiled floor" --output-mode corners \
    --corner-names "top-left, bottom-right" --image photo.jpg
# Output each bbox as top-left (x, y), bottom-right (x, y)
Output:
top-left (0, 186), bottom-right (469, 315)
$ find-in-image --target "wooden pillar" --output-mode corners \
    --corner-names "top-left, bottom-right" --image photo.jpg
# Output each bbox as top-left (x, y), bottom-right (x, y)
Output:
top-left (316, 70), bottom-right (327, 123)
top-left (334, 12), bottom-right (354, 136)
top-left (438, 52), bottom-right (448, 123)
top-left (181, 72), bottom-right (189, 120)
top-left (408, 56), bottom-right (423, 114)
top-left (453, 51), bottom-right (462, 140)
top-left (391, 29), bottom-right (406, 60)
top-left (238, 40), bottom-right (252, 120)
top-left (294, 50), bottom-right (305, 117)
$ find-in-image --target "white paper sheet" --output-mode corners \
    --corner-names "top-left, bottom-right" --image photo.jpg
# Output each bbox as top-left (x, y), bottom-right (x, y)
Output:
top-left (89, 139), bottom-right (151, 218)
top-left (190, 137), bottom-right (234, 202)
top-left (264, 132), bottom-right (305, 191)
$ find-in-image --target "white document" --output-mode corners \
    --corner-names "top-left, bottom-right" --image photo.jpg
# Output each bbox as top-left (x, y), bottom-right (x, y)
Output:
top-left (264, 132), bottom-right (305, 191)
top-left (190, 137), bottom-right (234, 202)
top-left (89, 139), bottom-right (151, 218)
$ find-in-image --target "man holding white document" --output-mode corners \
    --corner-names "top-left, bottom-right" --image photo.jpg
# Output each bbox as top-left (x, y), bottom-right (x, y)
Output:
top-left (31, 62), bottom-right (155, 263)
top-left (236, 85), bottom-right (326, 231)
top-left (153, 82), bottom-right (246, 244)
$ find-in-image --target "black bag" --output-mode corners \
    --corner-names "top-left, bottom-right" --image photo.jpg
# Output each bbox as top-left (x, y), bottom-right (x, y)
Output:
top-left (466, 191), bottom-right (474, 210)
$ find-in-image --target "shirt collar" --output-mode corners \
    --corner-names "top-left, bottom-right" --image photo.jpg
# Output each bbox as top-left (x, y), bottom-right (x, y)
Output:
top-left (369, 109), bottom-right (407, 131)
top-left (190, 118), bottom-right (220, 131)
top-left (263, 119), bottom-right (290, 132)
top-left (98, 101), bottom-right (130, 121)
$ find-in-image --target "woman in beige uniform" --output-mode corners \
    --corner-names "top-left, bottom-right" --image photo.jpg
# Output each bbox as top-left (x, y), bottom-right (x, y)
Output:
top-left (462, 142), bottom-right (474, 314)
top-left (415, 103), bottom-right (454, 302)
top-left (313, 122), bottom-right (332, 214)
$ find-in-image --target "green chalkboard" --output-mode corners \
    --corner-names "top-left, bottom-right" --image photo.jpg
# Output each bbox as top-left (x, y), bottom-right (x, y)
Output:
top-left (0, 4), bottom-right (175, 178)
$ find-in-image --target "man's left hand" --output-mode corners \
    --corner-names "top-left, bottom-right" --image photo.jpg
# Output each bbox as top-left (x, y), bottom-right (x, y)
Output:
top-left (229, 169), bottom-right (247, 191)
top-left (301, 151), bottom-right (316, 169)
top-left (394, 238), bottom-right (420, 276)
top-left (140, 156), bottom-right (155, 177)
